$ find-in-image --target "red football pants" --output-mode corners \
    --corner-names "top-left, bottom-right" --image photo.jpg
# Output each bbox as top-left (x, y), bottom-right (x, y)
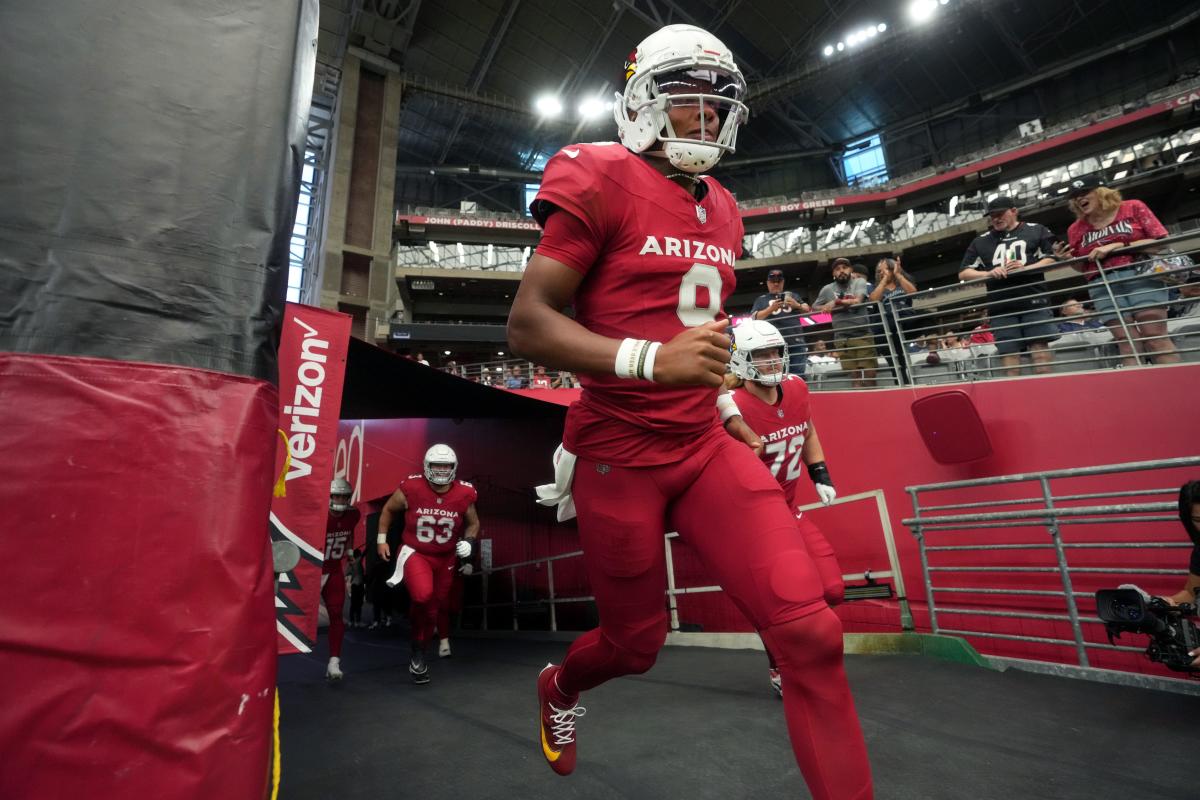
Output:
top-left (404, 550), bottom-right (456, 646)
top-left (796, 512), bottom-right (845, 606)
top-left (436, 569), bottom-right (464, 641)
top-left (320, 566), bottom-right (346, 658)
top-left (766, 513), bottom-right (845, 671)
top-left (554, 426), bottom-right (872, 799)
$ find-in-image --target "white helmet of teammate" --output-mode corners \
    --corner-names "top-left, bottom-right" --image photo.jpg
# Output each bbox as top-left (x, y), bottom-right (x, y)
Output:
top-left (614, 24), bottom-right (748, 173)
top-left (423, 444), bottom-right (458, 486)
top-left (330, 477), bottom-right (353, 513)
top-left (730, 320), bottom-right (789, 386)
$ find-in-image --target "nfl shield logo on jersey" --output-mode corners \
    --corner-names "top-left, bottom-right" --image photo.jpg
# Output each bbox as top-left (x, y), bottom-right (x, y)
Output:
top-left (695, 204), bottom-right (707, 224)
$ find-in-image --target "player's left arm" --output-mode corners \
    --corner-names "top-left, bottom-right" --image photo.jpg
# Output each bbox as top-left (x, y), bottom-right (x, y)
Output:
top-left (456, 503), bottom-right (481, 560)
top-left (463, 503), bottom-right (480, 542)
top-left (802, 422), bottom-right (836, 506)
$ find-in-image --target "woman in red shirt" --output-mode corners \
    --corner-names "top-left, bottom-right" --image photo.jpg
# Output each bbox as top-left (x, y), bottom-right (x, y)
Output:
top-left (1065, 177), bottom-right (1179, 365)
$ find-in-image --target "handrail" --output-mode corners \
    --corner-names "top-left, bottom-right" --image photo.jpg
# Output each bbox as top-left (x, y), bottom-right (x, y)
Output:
top-left (903, 458), bottom-right (1199, 693)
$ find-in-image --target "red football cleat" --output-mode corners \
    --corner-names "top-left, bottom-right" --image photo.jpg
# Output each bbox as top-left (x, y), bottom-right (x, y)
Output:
top-left (537, 663), bottom-right (586, 776)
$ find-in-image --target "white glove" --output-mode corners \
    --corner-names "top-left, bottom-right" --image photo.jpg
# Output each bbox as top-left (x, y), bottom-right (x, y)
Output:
top-left (816, 483), bottom-right (837, 506)
top-left (535, 443), bottom-right (577, 522)
top-left (456, 539), bottom-right (473, 559)
top-left (459, 563), bottom-right (474, 576)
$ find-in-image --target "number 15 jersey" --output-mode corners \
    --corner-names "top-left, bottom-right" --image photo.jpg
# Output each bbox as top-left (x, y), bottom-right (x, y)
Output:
top-left (398, 475), bottom-right (477, 557)
top-left (531, 143), bottom-right (745, 467)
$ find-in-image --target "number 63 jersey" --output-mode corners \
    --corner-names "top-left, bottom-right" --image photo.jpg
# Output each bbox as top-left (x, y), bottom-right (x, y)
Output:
top-left (730, 375), bottom-right (813, 507)
top-left (398, 475), bottom-right (478, 557)
top-left (531, 143), bottom-right (745, 467)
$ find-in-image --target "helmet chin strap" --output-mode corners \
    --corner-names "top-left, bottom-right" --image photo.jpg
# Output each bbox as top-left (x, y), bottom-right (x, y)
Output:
top-left (644, 149), bottom-right (706, 188)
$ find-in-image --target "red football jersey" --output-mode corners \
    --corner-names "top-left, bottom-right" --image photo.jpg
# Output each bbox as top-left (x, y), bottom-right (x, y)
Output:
top-left (398, 475), bottom-right (478, 556)
top-left (730, 375), bottom-right (812, 506)
top-left (1067, 199), bottom-right (1167, 278)
top-left (532, 143), bottom-right (745, 466)
top-left (323, 508), bottom-right (361, 574)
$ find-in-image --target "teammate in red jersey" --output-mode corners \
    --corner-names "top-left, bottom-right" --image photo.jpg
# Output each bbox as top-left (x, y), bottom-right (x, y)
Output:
top-left (377, 444), bottom-right (480, 684)
top-left (728, 320), bottom-right (845, 697)
top-left (322, 477), bottom-right (361, 681)
top-left (507, 23), bottom-right (872, 799)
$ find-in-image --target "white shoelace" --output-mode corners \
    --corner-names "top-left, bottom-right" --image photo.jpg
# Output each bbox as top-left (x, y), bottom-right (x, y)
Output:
top-left (548, 703), bottom-right (587, 746)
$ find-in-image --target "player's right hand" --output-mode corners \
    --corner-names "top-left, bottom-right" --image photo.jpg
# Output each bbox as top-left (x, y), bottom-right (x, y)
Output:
top-left (654, 320), bottom-right (731, 387)
top-left (377, 542), bottom-right (391, 560)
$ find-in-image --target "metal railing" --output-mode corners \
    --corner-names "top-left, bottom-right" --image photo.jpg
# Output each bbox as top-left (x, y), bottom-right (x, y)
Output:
top-left (902, 456), bottom-right (1200, 693)
top-left (462, 490), bottom-right (912, 635)
top-left (788, 231), bottom-right (1200, 390)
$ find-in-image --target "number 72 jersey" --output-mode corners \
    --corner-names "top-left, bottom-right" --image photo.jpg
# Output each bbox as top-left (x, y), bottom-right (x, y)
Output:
top-left (731, 375), bottom-right (813, 507)
top-left (399, 475), bottom-right (478, 556)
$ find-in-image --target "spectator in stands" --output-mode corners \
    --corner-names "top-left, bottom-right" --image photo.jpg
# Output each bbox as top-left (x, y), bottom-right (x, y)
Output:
top-left (814, 257), bottom-right (876, 388)
top-left (869, 256), bottom-right (918, 382)
top-left (1056, 299), bottom-right (1105, 333)
top-left (414, 352), bottom-right (430, 366)
top-left (750, 268), bottom-right (810, 377)
top-left (1169, 276), bottom-right (1200, 323)
top-left (970, 314), bottom-right (995, 345)
top-left (958, 197), bottom-right (1059, 377)
top-left (1065, 176), bottom-right (1179, 365)
top-left (505, 365), bottom-right (527, 389)
top-left (530, 365), bottom-right (553, 389)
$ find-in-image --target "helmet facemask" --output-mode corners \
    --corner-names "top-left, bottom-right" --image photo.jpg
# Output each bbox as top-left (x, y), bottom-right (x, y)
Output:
top-left (745, 345), bottom-right (788, 386)
top-left (426, 462), bottom-right (456, 486)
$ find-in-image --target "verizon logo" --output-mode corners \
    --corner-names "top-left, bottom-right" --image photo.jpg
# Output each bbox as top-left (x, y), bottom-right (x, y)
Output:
top-left (283, 316), bottom-right (329, 481)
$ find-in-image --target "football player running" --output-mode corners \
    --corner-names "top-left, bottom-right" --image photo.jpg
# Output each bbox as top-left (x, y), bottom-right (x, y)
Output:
top-left (322, 478), bottom-right (361, 681)
top-left (377, 445), bottom-right (480, 684)
top-left (508, 23), bottom-right (872, 799)
top-left (727, 320), bottom-right (846, 698)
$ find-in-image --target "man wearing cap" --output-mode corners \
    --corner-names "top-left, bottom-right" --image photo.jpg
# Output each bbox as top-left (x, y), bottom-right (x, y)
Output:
top-left (814, 257), bottom-right (878, 388)
top-left (750, 268), bottom-right (811, 376)
top-left (958, 197), bottom-right (1060, 377)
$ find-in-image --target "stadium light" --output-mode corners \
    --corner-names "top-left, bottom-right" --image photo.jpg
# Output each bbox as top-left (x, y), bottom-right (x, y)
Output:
top-left (1112, 170), bottom-right (1128, 180)
top-left (428, 241), bottom-right (440, 262)
top-left (534, 94), bottom-right (563, 118)
top-left (444, 350), bottom-right (452, 356)
top-left (578, 97), bottom-right (609, 121)
top-left (1177, 151), bottom-right (1193, 163)
top-left (907, 208), bottom-right (915, 228)
top-left (948, 196), bottom-right (958, 216)
top-left (826, 23), bottom-right (887, 57)
top-left (909, 0), bottom-right (938, 23)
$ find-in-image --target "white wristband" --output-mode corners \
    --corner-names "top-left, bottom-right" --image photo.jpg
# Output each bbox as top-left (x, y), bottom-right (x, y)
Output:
top-left (614, 338), bottom-right (643, 379)
top-left (641, 341), bottom-right (661, 382)
top-left (377, 534), bottom-right (387, 544)
top-left (716, 392), bottom-right (741, 423)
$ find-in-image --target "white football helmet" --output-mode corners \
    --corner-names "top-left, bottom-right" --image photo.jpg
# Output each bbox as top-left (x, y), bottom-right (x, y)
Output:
top-left (614, 24), bottom-right (748, 173)
top-left (423, 444), bottom-right (458, 486)
top-left (730, 320), bottom-right (789, 386)
top-left (330, 477), bottom-right (353, 513)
